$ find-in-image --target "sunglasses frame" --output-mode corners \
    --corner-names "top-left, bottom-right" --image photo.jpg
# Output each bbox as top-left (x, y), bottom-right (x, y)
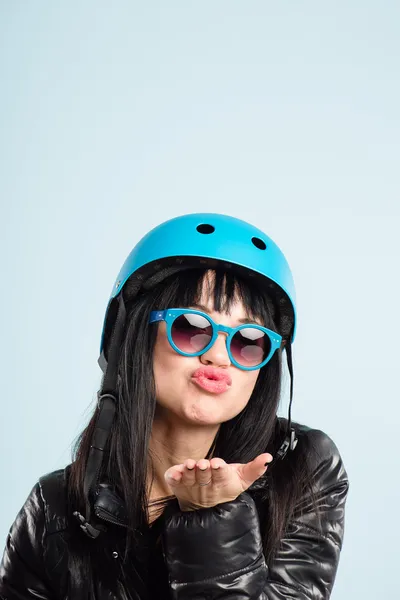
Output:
top-left (149, 308), bottom-right (282, 371)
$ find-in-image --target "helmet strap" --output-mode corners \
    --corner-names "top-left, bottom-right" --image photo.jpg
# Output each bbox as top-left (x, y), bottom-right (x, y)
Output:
top-left (276, 341), bottom-right (298, 460)
top-left (74, 294), bottom-right (126, 539)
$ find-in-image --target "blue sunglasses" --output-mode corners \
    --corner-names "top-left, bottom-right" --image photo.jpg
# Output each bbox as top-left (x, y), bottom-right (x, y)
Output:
top-left (149, 308), bottom-right (282, 371)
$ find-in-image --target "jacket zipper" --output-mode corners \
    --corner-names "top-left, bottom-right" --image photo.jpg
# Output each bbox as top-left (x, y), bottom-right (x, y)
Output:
top-left (95, 506), bottom-right (127, 527)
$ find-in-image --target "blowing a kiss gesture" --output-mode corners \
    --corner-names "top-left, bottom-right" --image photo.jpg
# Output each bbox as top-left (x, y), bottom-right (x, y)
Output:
top-left (164, 452), bottom-right (273, 512)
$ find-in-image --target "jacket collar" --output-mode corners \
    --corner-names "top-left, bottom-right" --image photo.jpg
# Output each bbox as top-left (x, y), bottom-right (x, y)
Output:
top-left (93, 483), bottom-right (129, 527)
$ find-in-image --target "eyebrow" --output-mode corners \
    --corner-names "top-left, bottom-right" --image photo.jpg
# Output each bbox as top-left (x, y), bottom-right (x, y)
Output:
top-left (191, 303), bottom-right (262, 325)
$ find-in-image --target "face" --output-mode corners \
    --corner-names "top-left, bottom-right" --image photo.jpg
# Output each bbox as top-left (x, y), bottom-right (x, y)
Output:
top-left (152, 275), bottom-right (262, 427)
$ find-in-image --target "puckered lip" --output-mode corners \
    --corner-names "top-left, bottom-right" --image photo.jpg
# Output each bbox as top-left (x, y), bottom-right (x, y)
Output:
top-left (191, 366), bottom-right (232, 386)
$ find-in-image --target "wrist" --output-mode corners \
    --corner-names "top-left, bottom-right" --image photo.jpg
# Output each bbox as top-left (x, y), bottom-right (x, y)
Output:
top-left (179, 504), bottom-right (196, 512)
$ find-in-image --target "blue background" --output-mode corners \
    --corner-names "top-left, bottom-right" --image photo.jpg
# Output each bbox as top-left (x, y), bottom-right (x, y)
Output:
top-left (1, 2), bottom-right (399, 597)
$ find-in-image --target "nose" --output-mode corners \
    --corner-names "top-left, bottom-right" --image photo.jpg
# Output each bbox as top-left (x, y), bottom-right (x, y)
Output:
top-left (200, 332), bottom-right (231, 368)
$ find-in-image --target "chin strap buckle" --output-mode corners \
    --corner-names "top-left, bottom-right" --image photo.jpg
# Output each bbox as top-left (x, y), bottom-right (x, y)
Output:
top-left (276, 428), bottom-right (298, 461)
top-left (289, 428), bottom-right (298, 451)
top-left (73, 511), bottom-right (104, 539)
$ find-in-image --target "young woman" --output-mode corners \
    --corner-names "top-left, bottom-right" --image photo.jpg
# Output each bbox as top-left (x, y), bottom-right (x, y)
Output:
top-left (0, 213), bottom-right (349, 600)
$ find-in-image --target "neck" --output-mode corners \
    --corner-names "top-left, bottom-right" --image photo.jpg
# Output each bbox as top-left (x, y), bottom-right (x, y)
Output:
top-left (147, 414), bottom-right (220, 499)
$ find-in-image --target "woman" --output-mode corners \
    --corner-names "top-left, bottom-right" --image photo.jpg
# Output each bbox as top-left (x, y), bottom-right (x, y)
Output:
top-left (0, 213), bottom-right (349, 600)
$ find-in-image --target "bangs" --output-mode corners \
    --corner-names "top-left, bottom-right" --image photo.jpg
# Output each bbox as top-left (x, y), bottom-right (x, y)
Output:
top-left (150, 268), bottom-right (278, 331)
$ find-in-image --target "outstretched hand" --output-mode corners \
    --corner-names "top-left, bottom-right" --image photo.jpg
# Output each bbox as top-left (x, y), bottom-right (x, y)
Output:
top-left (164, 453), bottom-right (273, 512)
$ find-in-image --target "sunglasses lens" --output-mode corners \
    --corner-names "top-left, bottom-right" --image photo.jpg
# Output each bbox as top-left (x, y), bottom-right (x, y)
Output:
top-left (230, 328), bottom-right (270, 367)
top-left (171, 313), bottom-right (213, 354)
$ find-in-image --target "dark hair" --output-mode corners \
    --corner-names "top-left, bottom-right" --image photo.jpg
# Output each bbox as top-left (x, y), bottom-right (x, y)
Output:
top-left (68, 268), bottom-right (317, 596)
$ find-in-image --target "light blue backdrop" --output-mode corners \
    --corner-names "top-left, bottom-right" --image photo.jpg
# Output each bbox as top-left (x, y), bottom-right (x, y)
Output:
top-left (1, 2), bottom-right (399, 598)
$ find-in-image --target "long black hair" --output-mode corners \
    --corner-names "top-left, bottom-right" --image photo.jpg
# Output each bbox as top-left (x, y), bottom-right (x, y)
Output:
top-left (68, 268), bottom-right (317, 596)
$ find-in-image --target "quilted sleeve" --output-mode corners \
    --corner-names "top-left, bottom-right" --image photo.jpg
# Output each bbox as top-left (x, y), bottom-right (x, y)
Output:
top-left (262, 430), bottom-right (349, 600)
top-left (161, 429), bottom-right (348, 600)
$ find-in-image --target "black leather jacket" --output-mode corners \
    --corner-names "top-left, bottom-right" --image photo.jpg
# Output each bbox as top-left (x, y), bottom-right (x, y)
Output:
top-left (0, 426), bottom-right (348, 599)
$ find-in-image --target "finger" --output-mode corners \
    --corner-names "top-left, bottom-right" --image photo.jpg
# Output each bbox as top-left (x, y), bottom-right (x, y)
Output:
top-left (165, 472), bottom-right (182, 485)
top-left (181, 459), bottom-right (197, 484)
top-left (209, 458), bottom-right (228, 482)
top-left (196, 459), bottom-right (211, 485)
top-left (165, 464), bottom-right (185, 485)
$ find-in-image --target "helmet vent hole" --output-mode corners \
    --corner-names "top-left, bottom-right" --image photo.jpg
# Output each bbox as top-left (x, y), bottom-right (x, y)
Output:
top-left (197, 224), bottom-right (215, 234)
top-left (252, 237), bottom-right (267, 250)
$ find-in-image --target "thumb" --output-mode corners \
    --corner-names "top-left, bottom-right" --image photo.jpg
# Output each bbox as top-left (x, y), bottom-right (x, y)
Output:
top-left (240, 453), bottom-right (273, 486)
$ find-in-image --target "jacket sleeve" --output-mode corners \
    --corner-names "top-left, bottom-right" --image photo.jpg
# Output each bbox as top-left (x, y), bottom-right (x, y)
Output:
top-left (0, 483), bottom-right (55, 600)
top-left (161, 429), bottom-right (349, 600)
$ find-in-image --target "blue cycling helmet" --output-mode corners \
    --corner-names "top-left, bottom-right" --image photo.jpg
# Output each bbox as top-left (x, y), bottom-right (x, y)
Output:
top-left (100, 213), bottom-right (296, 364)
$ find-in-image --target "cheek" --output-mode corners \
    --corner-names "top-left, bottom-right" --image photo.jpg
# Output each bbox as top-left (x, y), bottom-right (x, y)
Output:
top-left (241, 367), bottom-right (259, 386)
top-left (237, 370), bottom-right (260, 398)
top-left (153, 324), bottom-right (171, 360)
top-left (153, 328), bottom-right (185, 396)
top-left (224, 371), bottom-right (260, 420)
top-left (153, 331), bottom-right (172, 377)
